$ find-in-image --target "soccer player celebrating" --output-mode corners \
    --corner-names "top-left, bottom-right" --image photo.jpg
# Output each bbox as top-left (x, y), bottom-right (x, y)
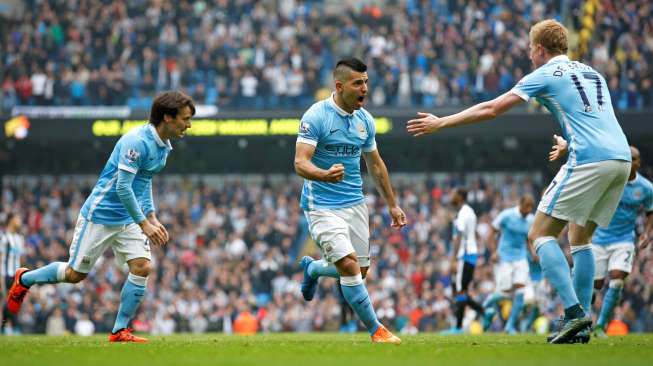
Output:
top-left (407, 19), bottom-right (631, 343)
top-left (295, 58), bottom-right (406, 344)
top-left (5, 91), bottom-right (194, 342)
top-left (445, 188), bottom-right (484, 334)
top-left (590, 146), bottom-right (653, 337)
top-left (482, 195), bottom-right (535, 334)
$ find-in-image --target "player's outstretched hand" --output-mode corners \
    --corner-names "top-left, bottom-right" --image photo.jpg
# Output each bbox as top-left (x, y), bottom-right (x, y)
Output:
top-left (389, 206), bottom-right (407, 228)
top-left (549, 134), bottom-right (568, 161)
top-left (140, 220), bottom-right (168, 246)
top-left (406, 112), bottom-right (443, 137)
top-left (323, 163), bottom-right (345, 183)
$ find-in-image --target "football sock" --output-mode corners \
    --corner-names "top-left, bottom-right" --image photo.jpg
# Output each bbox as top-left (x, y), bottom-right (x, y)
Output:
top-left (340, 274), bottom-right (381, 335)
top-left (112, 273), bottom-right (147, 333)
top-left (308, 259), bottom-right (339, 278)
top-left (534, 237), bottom-right (581, 311)
top-left (597, 279), bottom-right (624, 328)
top-left (505, 288), bottom-right (525, 332)
top-left (571, 244), bottom-right (595, 313)
top-left (20, 262), bottom-right (67, 287)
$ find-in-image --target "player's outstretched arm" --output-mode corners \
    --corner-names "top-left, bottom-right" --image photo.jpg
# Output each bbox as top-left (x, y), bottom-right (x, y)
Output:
top-left (406, 91), bottom-right (524, 137)
top-left (362, 149), bottom-right (406, 228)
top-left (294, 142), bottom-right (344, 183)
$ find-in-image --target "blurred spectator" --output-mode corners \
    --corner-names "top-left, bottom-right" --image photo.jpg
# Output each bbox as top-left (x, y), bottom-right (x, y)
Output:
top-left (1, 1), bottom-right (651, 111)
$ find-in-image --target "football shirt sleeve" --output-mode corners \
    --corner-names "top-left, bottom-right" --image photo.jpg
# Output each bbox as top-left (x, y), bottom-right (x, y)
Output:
top-left (117, 136), bottom-right (146, 174)
top-left (511, 68), bottom-right (549, 101)
top-left (362, 112), bottom-right (377, 152)
top-left (297, 109), bottom-right (323, 146)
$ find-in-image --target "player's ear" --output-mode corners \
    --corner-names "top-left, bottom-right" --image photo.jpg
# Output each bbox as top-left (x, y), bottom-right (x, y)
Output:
top-left (335, 79), bottom-right (344, 92)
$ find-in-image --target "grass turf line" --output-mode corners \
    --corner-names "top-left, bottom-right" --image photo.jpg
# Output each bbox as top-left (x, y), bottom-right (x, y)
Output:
top-left (1, 333), bottom-right (651, 366)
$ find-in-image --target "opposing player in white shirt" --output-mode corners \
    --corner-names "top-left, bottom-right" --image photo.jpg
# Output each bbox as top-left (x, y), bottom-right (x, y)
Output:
top-left (445, 188), bottom-right (484, 334)
top-left (407, 19), bottom-right (630, 343)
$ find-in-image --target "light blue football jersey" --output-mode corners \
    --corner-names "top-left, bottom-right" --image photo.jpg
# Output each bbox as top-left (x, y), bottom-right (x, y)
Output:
top-left (297, 95), bottom-right (377, 210)
top-left (593, 173), bottom-right (653, 245)
top-left (492, 206), bottom-right (534, 262)
top-left (80, 124), bottom-right (171, 225)
top-left (511, 55), bottom-right (630, 166)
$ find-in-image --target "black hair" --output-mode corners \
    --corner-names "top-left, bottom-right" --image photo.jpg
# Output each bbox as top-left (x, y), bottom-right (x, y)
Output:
top-left (333, 58), bottom-right (367, 80)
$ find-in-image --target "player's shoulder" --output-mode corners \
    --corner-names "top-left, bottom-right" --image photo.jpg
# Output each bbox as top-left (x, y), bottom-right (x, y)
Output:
top-left (637, 173), bottom-right (653, 193)
top-left (301, 99), bottom-right (330, 122)
top-left (462, 204), bottom-right (477, 218)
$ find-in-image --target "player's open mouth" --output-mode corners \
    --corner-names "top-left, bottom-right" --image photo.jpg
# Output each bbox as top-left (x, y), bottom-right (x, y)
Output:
top-left (357, 96), bottom-right (365, 103)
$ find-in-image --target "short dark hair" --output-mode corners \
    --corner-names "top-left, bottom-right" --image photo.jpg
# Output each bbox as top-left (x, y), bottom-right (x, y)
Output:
top-left (334, 58), bottom-right (367, 81)
top-left (149, 91), bottom-right (196, 126)
top-left (455, 188), bottom-right (468, 202)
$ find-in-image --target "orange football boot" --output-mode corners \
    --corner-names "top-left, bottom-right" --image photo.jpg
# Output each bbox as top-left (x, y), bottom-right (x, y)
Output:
top-left (108, 328), bottom-right (149, 343)
top-left (6, 268), bottom-right (30, 314)
top-left (371, 325), bottom-right (402, 344)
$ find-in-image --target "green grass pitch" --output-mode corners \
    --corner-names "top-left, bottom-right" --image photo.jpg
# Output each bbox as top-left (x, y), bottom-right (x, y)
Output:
top-left (2, 333), bottom-right (652, 366)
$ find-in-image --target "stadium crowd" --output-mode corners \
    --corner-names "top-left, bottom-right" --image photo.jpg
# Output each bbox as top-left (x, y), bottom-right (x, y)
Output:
top-left (2, 0), bottom-right (653, 111)
top-left (2, 169), bottom-right (653, 336)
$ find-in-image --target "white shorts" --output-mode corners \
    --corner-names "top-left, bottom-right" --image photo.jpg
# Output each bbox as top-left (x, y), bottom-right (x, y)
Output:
top-left (304, 203), bottom-right (370, 267)
top-left (495, 259), bottom-right (530, 293)
top-left (68, 215), bottom-right (151, 273)
top-left (538, 160), bottom-right (630, 227)
top-left (524, 279), bottom-right (547, 304)
top-left (592, 242), bottom-right (635, 280)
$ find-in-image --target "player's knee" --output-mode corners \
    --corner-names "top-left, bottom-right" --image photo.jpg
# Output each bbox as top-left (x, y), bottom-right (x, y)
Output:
top-left (130, 261), bottom-right (153, 278)
top-left (594, 279), bottom-right (605, 289)
top-left (65, 267), bottom-right (87, 283)
top-left (608, 278), bottom-right (624, 289)
top-left (360, 267), bottom-right (368, 279)
top-left (335, 254), bottom-right (359, 276)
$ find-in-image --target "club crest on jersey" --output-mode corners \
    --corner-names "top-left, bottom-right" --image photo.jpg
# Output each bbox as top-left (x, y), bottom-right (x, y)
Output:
top-left (356, 122), bottom-right (368, 139)
top-left (300, 122), bottom-right (311, 134)
top-left (125, 149), bottom-right (140, 163)
top-left (634, 189), bottom-right (642, 200)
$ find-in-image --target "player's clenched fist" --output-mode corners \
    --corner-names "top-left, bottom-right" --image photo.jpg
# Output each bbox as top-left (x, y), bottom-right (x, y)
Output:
top-left (323, 163), bottom-right (345, 183)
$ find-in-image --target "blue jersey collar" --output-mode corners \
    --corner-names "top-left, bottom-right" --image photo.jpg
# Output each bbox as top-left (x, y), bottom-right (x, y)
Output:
top-left (148, 124), bottom-right (173, 150)
top-left (328, 93), bottom-right (354, 117)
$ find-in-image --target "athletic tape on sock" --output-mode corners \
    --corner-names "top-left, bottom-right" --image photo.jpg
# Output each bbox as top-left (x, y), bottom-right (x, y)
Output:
top-left (340, 274), bottom-right (363, 286)
top-left (127, 273), bottom-right (148, 287)
top-left (56, 263), bottom-right (67, 282)
top-left (533, 236), bottom-right (556, 252)
top-left (608, 279), bottom-right (624, 289)
top-left (570, 244), bottom-right (592, 254)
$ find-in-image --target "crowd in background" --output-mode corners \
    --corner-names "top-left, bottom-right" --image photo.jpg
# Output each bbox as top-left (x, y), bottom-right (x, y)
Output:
top-left (2, 0), bottom-right (653, 111)
top-left (2, 169), bottom-right (653, 336)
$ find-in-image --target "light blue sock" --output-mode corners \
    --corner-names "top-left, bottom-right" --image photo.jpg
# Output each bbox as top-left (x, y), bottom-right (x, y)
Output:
top-left (112, 273), bottom-right (147, 333)
top-left (523, 305), bottom-right (540, 332)
top-left (308, 259), bottom-right (339, 279)
top-left (340, 274), bottom-right (381, 335)
top-left (20, 262), bottom-right (67, 287)
top-left (571, 245), bottom-right (595, 313)
top-left (535, 237), bottom-right (580, 309)
top-left (597, 280), bottom-right (624, 328)
top-left (483, 292), bottom-right (505, 309)
top-left (505, 290), bottom-right (525, 332)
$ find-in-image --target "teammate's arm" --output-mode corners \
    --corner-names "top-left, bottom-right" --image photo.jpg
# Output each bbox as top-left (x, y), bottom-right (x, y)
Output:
top-left (362, 149), bottom-right (406, 228)
top-left (486, 226), bottom-right (499, 263)
top-left (406, 92), bottom-right (524, 136)
top-left (451, 233), bottom-right (461, 274)
top-left (294, 142), bottom-right (345, 183)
